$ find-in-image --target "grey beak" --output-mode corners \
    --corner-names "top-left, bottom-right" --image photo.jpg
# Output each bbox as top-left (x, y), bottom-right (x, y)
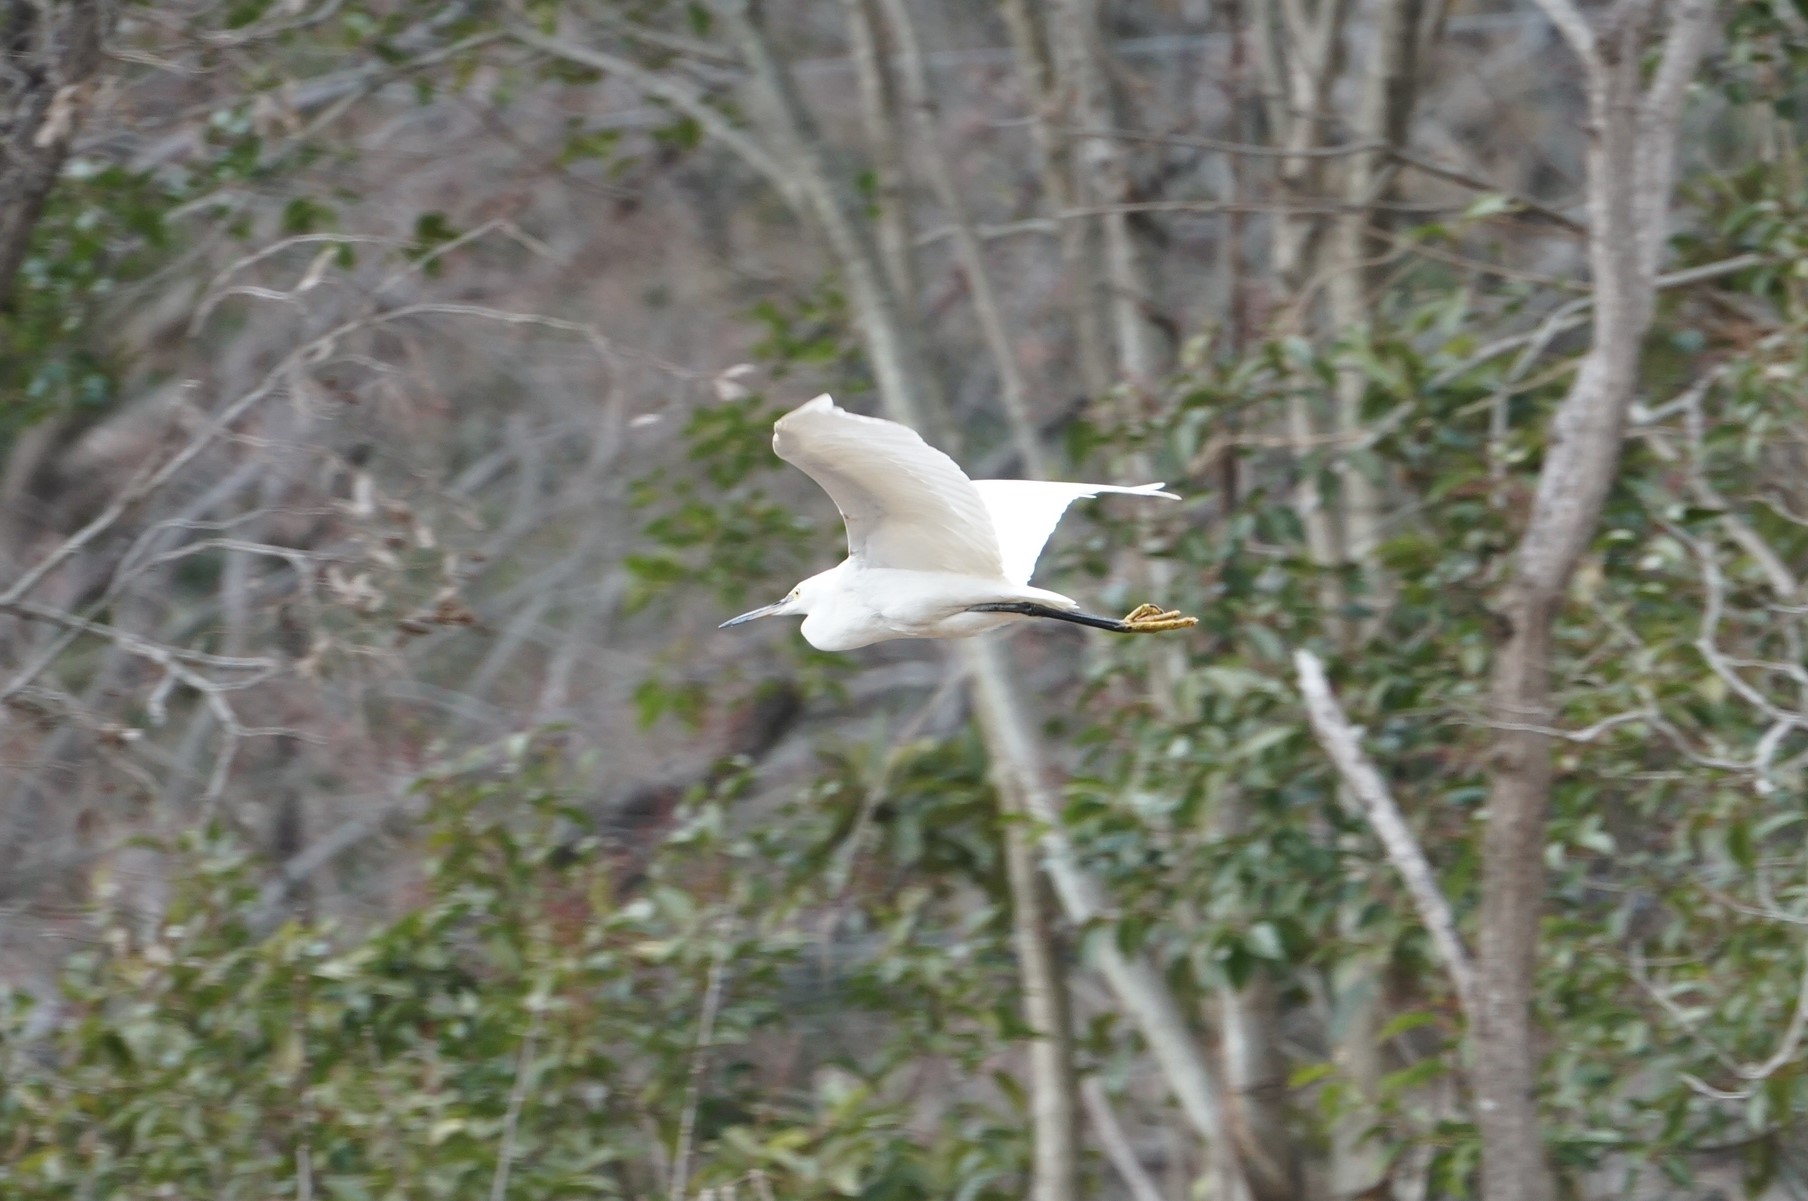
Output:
top-left (720, 602), bottom-right (784, 629)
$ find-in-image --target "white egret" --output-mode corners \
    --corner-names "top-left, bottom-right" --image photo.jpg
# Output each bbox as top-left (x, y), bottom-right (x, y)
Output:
top-left (721, 394), bottom-right (1197, 651)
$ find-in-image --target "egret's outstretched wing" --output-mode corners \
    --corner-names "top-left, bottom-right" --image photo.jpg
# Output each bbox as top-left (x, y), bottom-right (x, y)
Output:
top-left (972, 480), bottom-right (1178, 586)
top-left (773, 395), bottom-right (1005, 576)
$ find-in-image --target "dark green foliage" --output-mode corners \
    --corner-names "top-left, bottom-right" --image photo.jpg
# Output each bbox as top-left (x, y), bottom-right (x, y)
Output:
top-left (0, 741), bottom-right (1040, 1200)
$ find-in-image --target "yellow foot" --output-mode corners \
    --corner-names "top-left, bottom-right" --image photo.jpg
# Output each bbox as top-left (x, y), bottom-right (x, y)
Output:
top-left (1121, 602), bottom-right (1199, 633)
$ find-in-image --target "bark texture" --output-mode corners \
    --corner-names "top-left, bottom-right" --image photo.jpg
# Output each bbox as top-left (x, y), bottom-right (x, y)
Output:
top-left (1473, 3), bottom-right (1713, 1198)
top-left (1050, 0), bottom-right (1168, 385)
top-left (0, 0), bottom-right (112, 310)
top-left (998, 0), bottom-right (1112, 398)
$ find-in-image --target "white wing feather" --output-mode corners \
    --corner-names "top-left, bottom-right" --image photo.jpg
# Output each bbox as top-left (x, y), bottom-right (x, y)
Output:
top-left (972, 479), bottom-right (1178, 586)
top-left (773, 395), bottom-right (1005, 576)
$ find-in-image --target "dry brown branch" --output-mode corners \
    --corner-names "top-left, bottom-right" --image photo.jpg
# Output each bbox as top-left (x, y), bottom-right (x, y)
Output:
top-left (1063, 125), bottom-right (1381, 159)
top-left (1387, 148), bottom-right (1587, 235)
top-left (3, 299), bottom-right (678, 617)
top-left (1432, 254), bottom-right (1766, 390)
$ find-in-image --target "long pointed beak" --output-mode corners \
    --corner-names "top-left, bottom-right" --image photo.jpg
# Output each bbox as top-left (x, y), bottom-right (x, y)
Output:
top-left (720, 602), bottom-right (785, 629)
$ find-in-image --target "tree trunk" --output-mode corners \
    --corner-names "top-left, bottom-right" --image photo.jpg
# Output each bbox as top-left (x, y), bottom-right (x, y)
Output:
top-left (842, 0), bottom-right (919, 309)
top-left (0, 0), bottom-right (113, 311)
top-left (1473, 4), bottom-right (1712, 1199)
top-left (877, 0), bottom-right (1046, 476)
top-left (998, 0), bottom-right (1113, 400)
top-left (996, 767), bottom-right (1083, 1201)
top-left (863, 5), bottom-right (1074, 1195)
top-left (1320, 0), bottom-right (1436, 1185)
top-left (1049, 0), bottom-right (1168, 386)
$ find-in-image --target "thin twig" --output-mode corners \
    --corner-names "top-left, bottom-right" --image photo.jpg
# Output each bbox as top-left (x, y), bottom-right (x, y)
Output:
top-left (508, 25), bottom-right (799, 206)
top-left (489, 1004), bottom-right (545, 1201)
top-left (670, 932), bottom-right (734, 1201)
top-left (1388, 148), bottom-right (1587, 234)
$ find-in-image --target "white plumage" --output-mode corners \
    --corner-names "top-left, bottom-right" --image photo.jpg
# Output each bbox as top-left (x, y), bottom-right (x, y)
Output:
top-left (972, 478), bottom-right (1178, 586)
top-left (721, 394), bottom-right (1196, 651)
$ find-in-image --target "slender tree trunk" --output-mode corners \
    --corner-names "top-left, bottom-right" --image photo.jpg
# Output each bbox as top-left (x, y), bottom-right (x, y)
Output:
top-left (866, 6), bottom-right (1074, 1196)
top-left (878, 0), bottom-right (1046, 476)
top-left (716, 3), bottom-right (1240, 1191)
top-left (0, 0), bottom-right (114, 310)
top-left (1221, 0), bottom-right (1359, 1193)
top-left (1217, 973), bottom-right (1299, 1201)
top-left (719, 0), bottom-right (945, 441)
top-left (843, 0), bottom-right (919, 308)
top-left (1326, 0), bottom-right (1426, 629)
top-left (1049, 0), bottom-right (1168, 386)
top-left (1080, 1077), bottom-right (1166, 1201)
top-left (998, 0), bottom-right (1113, 400)
top-left (1473, 4), bottom-right (1712, 1199)
top-left (969, 649), bottom-right (1244, 1186)
top-left (1320, 0), bottom-right (1436, 1185)
top-left (1255, 0), bottom-right (1349, 626)
top-left (995, 763), bottom-right (1082, 1201)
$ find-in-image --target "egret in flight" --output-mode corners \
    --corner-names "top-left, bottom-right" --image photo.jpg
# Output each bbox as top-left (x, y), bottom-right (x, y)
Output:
top-left (721, 395), bottom-right (1197, 651)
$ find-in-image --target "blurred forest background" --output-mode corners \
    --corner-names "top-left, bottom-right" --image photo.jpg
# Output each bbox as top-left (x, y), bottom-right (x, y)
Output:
top-left (2, 0), bottom-right (1807, 1198)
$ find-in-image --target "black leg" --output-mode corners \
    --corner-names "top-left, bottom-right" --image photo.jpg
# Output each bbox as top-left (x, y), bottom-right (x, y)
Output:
top-left (967, 601), bottom-right (1135, 633)
top-left (969, 600), bottom-right (1198, 634)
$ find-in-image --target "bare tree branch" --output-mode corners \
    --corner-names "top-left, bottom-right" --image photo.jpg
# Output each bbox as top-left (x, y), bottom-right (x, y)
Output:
top-left (1294, 650), bottom-right (1479, 1020)
top-left (1525, 0), bottom-right (1600, 67)
top-left (1080, 1077), bottom-right (1167, 1201)
top-left (877, 0), bottom-right (1047, 476)
top-left (508, 25), bottom-right (800, 207)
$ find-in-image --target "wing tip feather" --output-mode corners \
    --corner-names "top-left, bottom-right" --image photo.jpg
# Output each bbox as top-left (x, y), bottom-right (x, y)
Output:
top-left (1117, 481), bottom-right (1181, 501)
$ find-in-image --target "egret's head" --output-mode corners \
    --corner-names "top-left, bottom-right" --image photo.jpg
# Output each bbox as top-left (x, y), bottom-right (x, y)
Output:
top-left (719, 579), bottom-right (812, 629)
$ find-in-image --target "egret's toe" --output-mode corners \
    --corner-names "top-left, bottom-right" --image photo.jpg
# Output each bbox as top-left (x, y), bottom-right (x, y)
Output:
top-left (1121, 603), bottom-right (1199, 633)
